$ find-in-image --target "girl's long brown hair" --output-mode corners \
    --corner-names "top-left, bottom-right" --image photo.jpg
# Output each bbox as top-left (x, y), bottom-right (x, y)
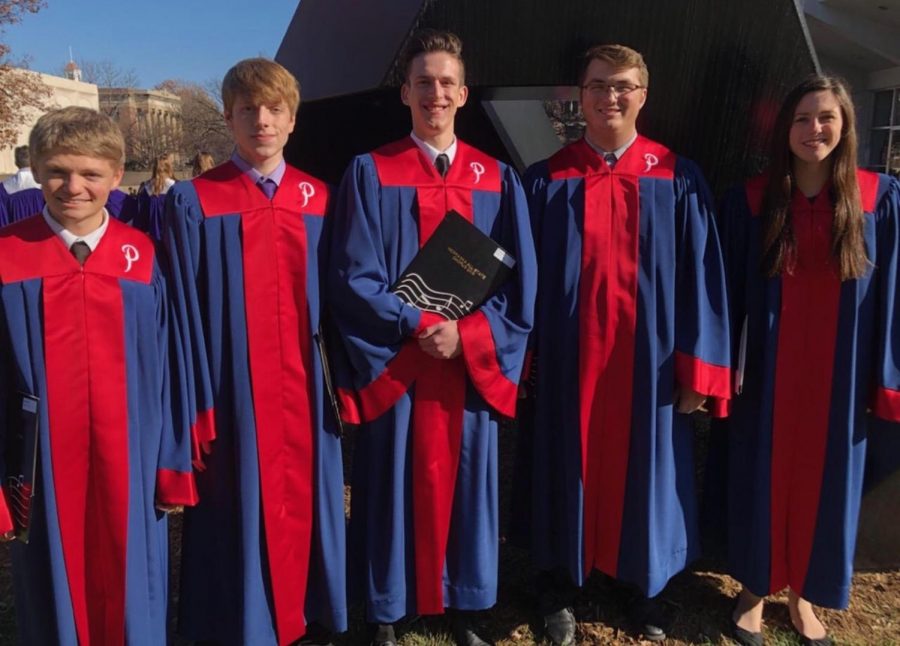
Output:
top-left (150, 153), bottom-right (175, 195)
top-left (761, 75), bottom-right (868, 280)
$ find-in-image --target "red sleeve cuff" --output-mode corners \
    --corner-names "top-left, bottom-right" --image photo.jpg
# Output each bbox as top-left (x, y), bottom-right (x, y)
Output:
top-left (674, 351), bottom-right (731, 400)
top-left (872, 386), bottom-right (900, 421)
top-left (414, 310), bottom-right (446, 335)
top-left (156, 468), bottom-right (200, 507)
top-left (190, 407), bottom-right (216, 471)
top-left (709, 397), bottom-right (730, 418)
top-left (0, 488), bottom-right (13, 535)
top-left (337, 387), bottom-right (362, 425)
top-left (458, 311), bottom-right (518, 417)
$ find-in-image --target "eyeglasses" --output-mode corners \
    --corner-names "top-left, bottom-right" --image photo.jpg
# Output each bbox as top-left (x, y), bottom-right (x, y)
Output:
top-left (581, 82), bottom-right (645, 97)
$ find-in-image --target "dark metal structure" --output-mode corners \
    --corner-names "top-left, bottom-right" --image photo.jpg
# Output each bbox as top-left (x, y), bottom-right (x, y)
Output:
top-left (277, 0), bottom-right (818, 191)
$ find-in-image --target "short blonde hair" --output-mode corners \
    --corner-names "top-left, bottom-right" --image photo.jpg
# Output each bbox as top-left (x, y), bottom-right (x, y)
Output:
top-left (29, 106), bottom-right (125, 167)
top-left (578, 44), bottom-right (649, 88)
top-left (221, 58), bottom-right (300, 115)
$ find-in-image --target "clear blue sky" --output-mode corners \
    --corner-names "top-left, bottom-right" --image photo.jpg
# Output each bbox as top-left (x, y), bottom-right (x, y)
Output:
top-left (3, 0), bottom-right (299, 87)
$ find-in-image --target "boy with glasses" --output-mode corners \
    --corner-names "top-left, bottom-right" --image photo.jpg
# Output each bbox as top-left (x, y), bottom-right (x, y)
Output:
top-left (521, 43), bottom-right (730, 644)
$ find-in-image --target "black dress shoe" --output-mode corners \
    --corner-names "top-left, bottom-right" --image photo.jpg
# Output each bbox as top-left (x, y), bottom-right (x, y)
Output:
top-left (730, 620), bottom-right (763, 646)
top-left (797, 635), bottom-right (832, 646)
top-left (543, 606), bottom-right (576, 646)
top-left (368, 623), bottom-right (397, 646)
top-left (628, 595), bottom-right (667, 642)
top-left (450, 611), bottom-right (491, 646)
top-left (536, 570), bottom-right (577, 646)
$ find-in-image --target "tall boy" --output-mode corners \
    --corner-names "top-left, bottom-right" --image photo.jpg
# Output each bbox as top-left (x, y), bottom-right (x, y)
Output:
top-left (521, 44), bottom-right (730, 643)
top-left (328, 30), bottom-right (536, 646)
top-left (0, 106), bottom-right (197, 645)
top-left (164, 58), bottom-right (347, 645)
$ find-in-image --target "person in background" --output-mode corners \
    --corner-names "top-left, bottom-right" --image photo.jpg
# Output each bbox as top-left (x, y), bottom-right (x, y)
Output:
top-left (141, 152), bottom-right (177, 196)
top-left (1, 145), bottom-right (43, 226)
top-left (191, 151), bottom-right (215, 177)
top-left (126, 153), bottom-right (178, 240)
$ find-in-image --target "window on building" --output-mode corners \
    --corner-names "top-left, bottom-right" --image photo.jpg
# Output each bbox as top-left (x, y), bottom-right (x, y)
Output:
top-left (869, 89), bottom-right (900, 177)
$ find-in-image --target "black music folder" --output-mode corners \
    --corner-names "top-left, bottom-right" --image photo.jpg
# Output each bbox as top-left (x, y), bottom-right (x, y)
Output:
top-left (5, 392), bottom-right (39, 543)
top-left (391, 210), bottom-right (516, 320)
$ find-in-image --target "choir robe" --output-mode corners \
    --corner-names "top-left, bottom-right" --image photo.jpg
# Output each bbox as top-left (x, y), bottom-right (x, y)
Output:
top-left (3, 187), bottom-right (45, 227)
top-left (104, 189), bottom-right (131, 221)
top-left (0, 184), bottom-right (7, 225)
top-left (328, 137), bottom-right (536, 622)
top-left (721, 171), bottom-right (900, 609)
top-left (522, 137), bottom-right (730, 598)
top-left (164, 161), bottom-right (347, 646)
top-left (116, 189), bottom-right (166, 241)
top-left (0, 215), bottom-right (197, 646)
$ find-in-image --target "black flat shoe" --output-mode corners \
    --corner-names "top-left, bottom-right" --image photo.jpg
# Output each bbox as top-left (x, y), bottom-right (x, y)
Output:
top-left (628, 595), bottom-right (667, 642)
top-left (730, 619), bottom-right (763, 646)
top-left (542, 606), bottom-right (576, 646)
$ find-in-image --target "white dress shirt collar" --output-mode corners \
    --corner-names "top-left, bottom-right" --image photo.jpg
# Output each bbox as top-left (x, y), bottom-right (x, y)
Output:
top-left (410, 132), bottom-right (458, 166)
top-left (42, 205), bottom-right (110, 252)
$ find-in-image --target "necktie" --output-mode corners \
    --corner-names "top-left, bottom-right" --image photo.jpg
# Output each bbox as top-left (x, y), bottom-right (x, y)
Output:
top-left (71, 240), bottom-right (91, 265)
top-left (604, 152), bottom-right (617, 169)
top-left (435, 153), bottom-right (450, 178)
top-left (258, 178), bottom-right (277, 199)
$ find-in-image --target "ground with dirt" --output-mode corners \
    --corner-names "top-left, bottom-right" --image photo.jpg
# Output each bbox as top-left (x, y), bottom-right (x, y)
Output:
top-left (2, 421), bottom-right (898, 645)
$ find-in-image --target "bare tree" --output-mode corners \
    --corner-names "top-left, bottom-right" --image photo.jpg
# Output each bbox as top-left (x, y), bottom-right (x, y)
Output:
top-left (155, 79), bottom-right (231, 166)
top-left (0, 0), bottom-right (50, 148)
top-left (72, 58), bottom-right (140, 89)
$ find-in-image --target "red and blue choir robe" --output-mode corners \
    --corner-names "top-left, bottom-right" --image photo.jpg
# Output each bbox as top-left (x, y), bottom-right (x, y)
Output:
top-left (720, 171), bottom-right (900, 609)
top-left (0, 214), bottom-right (197, 646)
top-left (163, 161), bottom-right (348, 646)
top-left (328, 137), bottom-right (536, 623)
top-left (522, 137), bottom-right (730, 598)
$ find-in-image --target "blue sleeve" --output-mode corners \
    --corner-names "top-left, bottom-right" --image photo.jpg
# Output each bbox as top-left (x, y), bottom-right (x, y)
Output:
top-left (871, 175), bottom-right (900, 421)
top-left (457, 163), bottom-right (537, 417)
top-left (327, 156), bottom-right (424, 361)
top-left (161, 184), bottom-right (216, 469)
top-left (520, 161), bottom-right (550, 388)
top-left (673, 158), bottom-right (731, 412)
top-left (152, 262), bottom-right (199, 506)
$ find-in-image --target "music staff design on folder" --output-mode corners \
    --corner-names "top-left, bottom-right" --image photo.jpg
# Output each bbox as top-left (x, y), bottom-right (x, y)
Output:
top-left (391, 210), bottom-right (516, 320)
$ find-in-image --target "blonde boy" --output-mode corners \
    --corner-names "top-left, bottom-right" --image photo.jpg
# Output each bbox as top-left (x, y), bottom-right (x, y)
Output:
top-left (0, 106), bottom-right (196, 645)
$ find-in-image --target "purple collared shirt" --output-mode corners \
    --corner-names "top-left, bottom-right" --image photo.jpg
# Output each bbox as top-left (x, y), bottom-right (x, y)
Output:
top-left (230, 151), bottom-right (287, 187)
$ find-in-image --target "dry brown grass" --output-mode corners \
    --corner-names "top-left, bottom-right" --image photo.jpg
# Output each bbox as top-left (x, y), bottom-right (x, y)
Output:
top-left (3, 420), bottom-right (898, 645)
